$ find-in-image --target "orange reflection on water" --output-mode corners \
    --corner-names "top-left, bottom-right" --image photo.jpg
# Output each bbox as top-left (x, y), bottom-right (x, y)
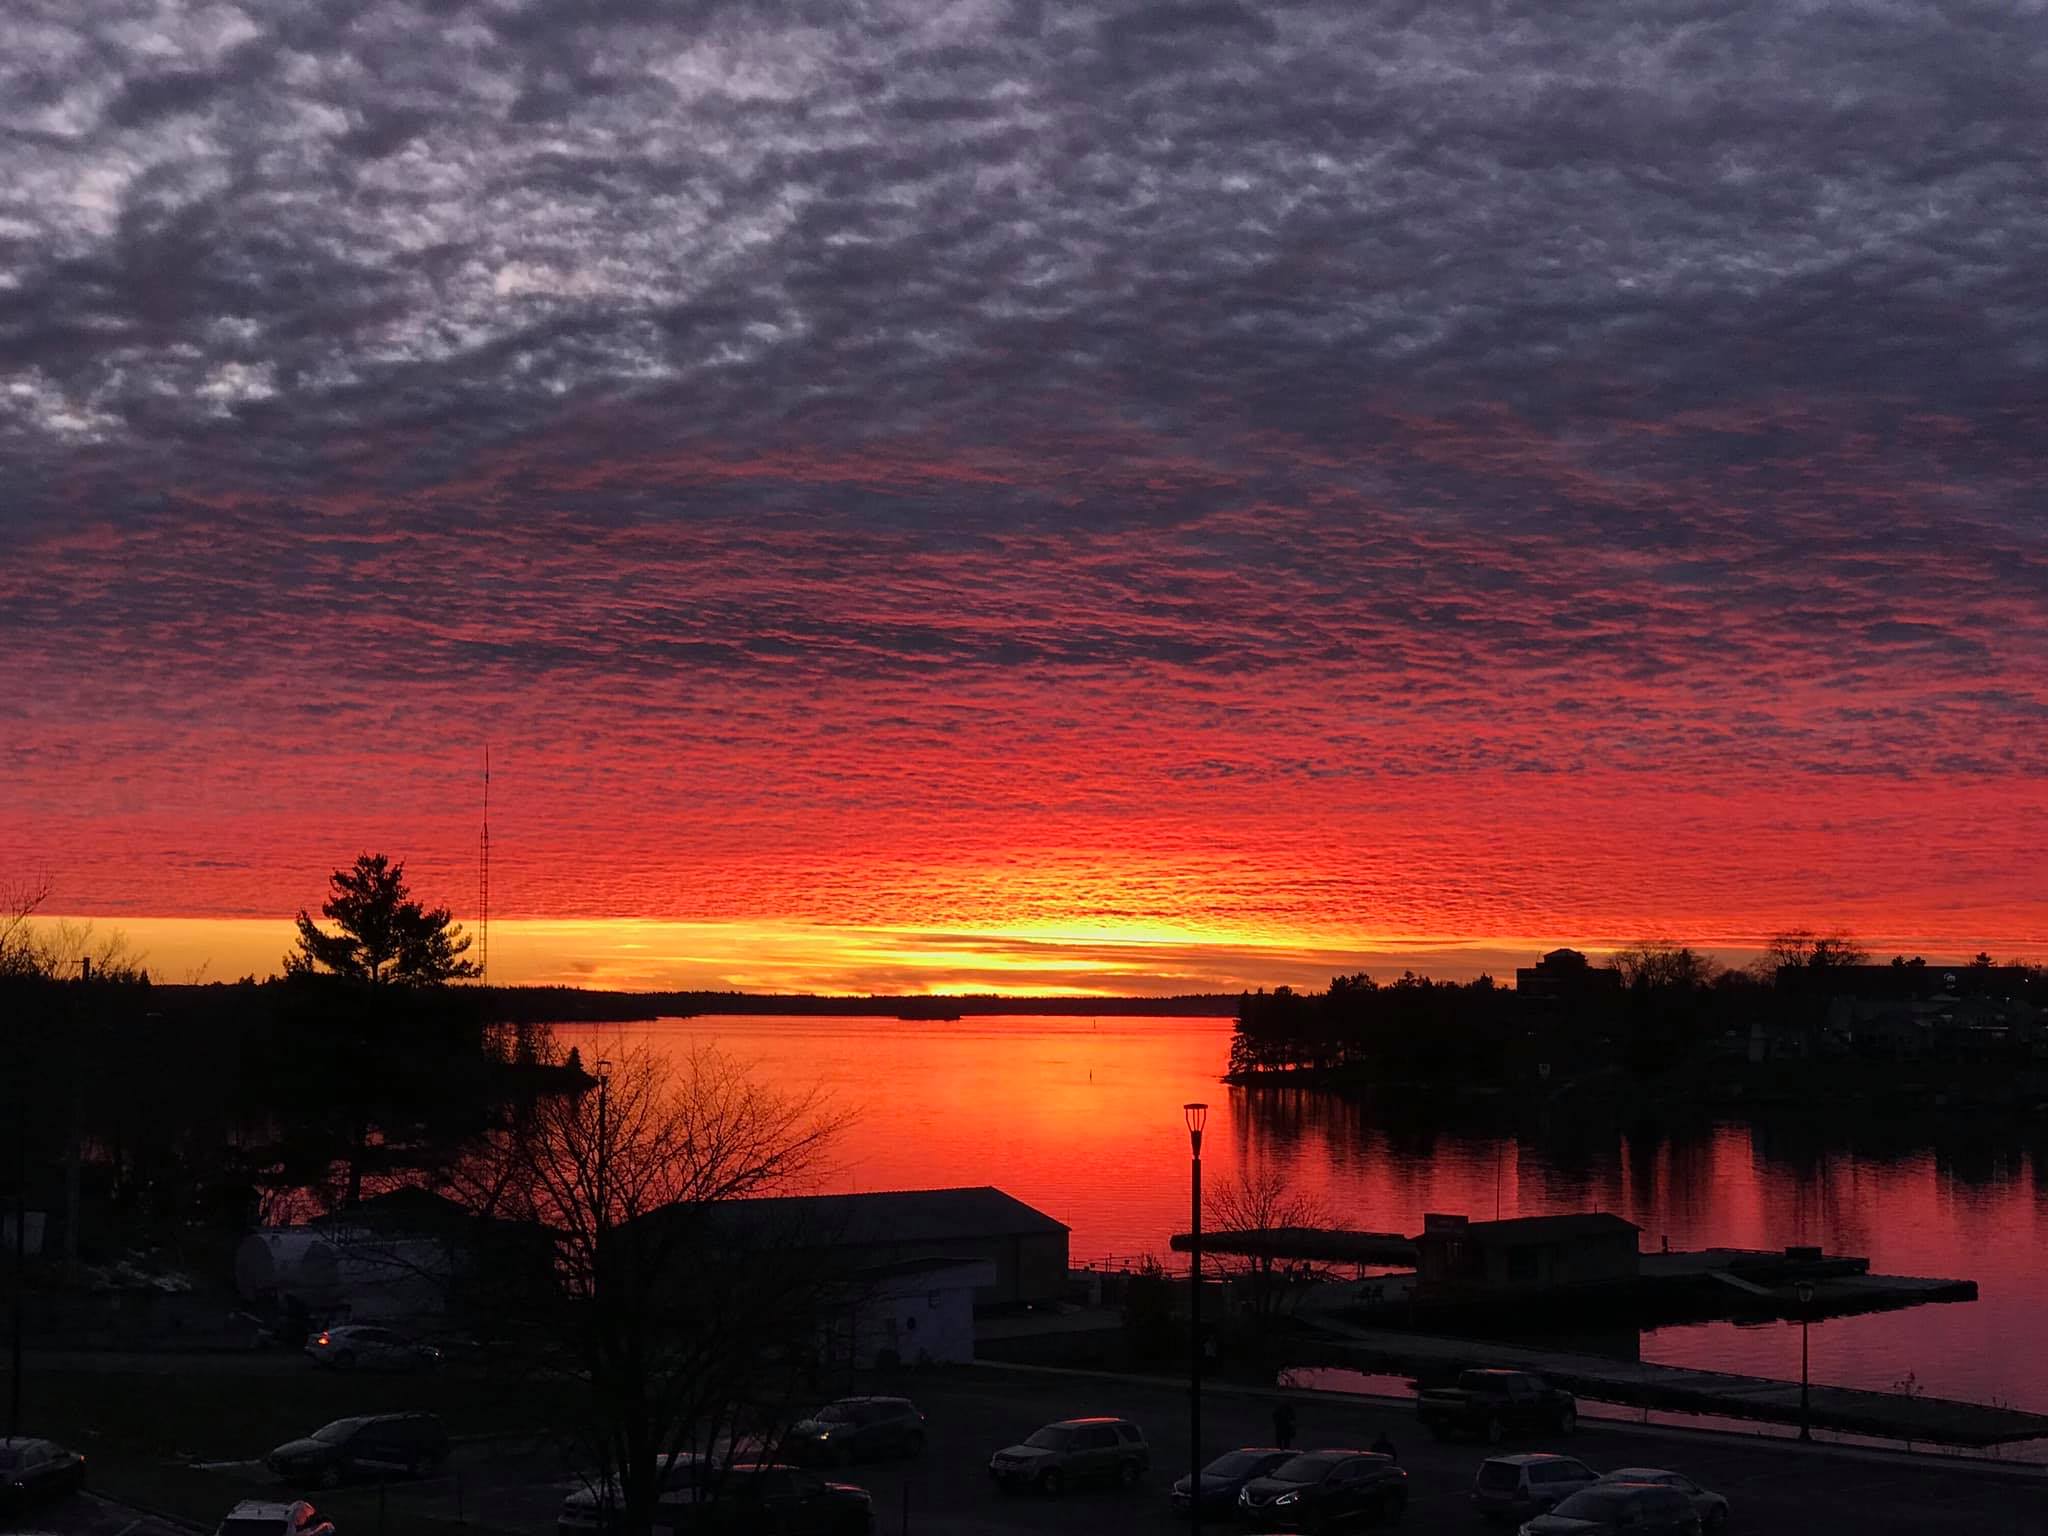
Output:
top-left (573, 1013), bottom-right (2048, 1414)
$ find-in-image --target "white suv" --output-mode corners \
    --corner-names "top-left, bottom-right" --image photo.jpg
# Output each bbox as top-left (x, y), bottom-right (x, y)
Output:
top-left (1470, 1452), bottom-right (1599, 1521)
top-left (217, 1500), bottom-right (335, 1536)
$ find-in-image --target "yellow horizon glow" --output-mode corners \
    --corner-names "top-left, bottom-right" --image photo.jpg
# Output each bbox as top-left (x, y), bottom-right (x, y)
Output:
top-left (55, 914), bottom-right (2006, 994)
top-left (29, 913), bottom-right (1617, 995)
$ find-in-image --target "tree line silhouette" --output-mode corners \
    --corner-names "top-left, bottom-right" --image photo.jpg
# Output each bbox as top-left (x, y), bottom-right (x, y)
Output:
top-left (1229, 938), bottom-right (2047, 1085)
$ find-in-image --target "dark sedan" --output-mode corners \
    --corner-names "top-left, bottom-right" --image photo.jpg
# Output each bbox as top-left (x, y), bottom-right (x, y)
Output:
top-left (1238, 1449), bottom-right (1407, 1532)
top-left (267, 1413), bottom-right (449, 1486)
top-left (669, 1463), bottom-right (873, 1535)
top-left (783, 1397), bottom-right (927, 1465)
top-left (1170, 1448), bottom-right (1295, 1518)
top-left (1, 1437), bottom-right (87, 1512)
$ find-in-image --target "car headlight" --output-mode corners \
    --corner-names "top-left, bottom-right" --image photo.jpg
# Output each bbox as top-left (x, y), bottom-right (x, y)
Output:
top-left (1275, 1491), bottom-right (1299, 1506)
top-left (1237, 1489), bottom-right (1253, 1505)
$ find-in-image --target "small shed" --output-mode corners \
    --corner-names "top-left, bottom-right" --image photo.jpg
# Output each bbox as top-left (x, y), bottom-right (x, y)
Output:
top-left (1414, 1212), bottom-right (1640, 1296)
top-left (828, 1256), bottom-right (997, 1367)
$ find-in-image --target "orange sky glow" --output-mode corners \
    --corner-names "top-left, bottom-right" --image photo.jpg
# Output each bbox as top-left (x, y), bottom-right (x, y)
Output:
top-left (7, 0), bottom-right (2048, 995)
top-left (8, 415), bottom-right (2046, 994)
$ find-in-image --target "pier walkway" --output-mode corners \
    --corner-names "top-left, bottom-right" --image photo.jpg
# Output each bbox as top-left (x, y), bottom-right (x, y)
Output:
top-left (1298, 1320), bottom-right (2048, 1447)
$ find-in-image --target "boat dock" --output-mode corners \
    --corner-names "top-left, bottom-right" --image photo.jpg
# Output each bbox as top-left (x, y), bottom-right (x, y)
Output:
top-left (1298, 1322), bottom-right (2048, 1447)
top-left (1170, 1226), bottom-right (1418, 1267)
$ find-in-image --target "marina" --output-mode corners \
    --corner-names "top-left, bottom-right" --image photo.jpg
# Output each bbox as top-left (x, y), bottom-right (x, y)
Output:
top-left (1298, 1321), bottom-right (2048, 1448)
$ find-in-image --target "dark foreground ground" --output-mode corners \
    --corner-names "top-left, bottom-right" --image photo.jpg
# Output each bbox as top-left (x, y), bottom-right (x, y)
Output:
top-left (10, 1359), bottom-right (2046, 1536)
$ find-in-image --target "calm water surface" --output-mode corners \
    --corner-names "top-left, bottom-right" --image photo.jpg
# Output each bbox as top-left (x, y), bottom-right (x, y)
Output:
top-left (578, 1013), bottom-right (2048, 1413)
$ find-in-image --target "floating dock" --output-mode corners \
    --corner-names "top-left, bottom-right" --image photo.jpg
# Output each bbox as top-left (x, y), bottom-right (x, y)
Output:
top-left (1170, 1226), bottom-right (1418, 1267)
top-left (1298, 1322), bottom-right (2048, 1447)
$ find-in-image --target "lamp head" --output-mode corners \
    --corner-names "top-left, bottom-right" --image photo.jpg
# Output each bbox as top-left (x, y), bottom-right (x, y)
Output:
top-left (1795, 1281), bottom-right (1814, 1306)
top-left (1184, 1101), bottom-right (1208, 1151)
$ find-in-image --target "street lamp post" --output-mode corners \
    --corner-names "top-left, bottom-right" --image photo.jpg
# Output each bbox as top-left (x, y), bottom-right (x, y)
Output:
top-left (595, 1057), bottom-right (612, 1222)
top-left (1795, 1280), bottom-right (1815, 1442)
top-left (1185, 1103), bottom-right (1208, 1536)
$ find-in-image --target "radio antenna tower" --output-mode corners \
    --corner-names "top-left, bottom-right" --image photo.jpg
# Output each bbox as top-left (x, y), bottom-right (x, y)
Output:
top-left (478, 745), bottom-right (490, 985)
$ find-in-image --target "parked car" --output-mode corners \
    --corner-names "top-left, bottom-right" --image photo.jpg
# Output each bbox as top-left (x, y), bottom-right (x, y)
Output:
top-left (0, 1437), bottom-right (86, 1511)
top-left (1236, 1449), bottom-right (1407, 1531)
top-left (267, 1414), bottom-right (450, 1485)
top-left (1418, 1370), bottom-right (1577, 1443)
top-left (988, 1417), bottom-right (1149, 1494)
top-left (558, 1454), bottom-right (708, 1536)
top-left (1169, 1447), bottom-right (1293, 1518)
top-left (1521, 1482), bottom-right (1701, 1535)
top-left (666, 1463), bottom-right (873, 1534)
top-left (783, 1397), bottom-right (927, 1465)
top-left (215, 1500), bottom-right (336, 1536)
top-left (304, 1325), bottom-right (444, 1372)
top-left (1596, 1468), bottom-right (1728, 1531)
top-left (1470, 1453), bottom-right (1600, 1522)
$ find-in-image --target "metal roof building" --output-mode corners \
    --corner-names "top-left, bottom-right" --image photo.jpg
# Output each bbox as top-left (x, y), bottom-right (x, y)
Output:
top-left (683, 1185), bottom-right (1070, 1308)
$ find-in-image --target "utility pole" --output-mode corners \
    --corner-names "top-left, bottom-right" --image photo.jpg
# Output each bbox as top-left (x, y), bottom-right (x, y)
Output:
top-left (10, 1079), bottom-right (26, 1436)
top-left (479, 745), bottom-right (490, 986)
top-left (1796, 1281), bottom-right (1814, 1442)
top-left (1184, 1103), bottom-right (1207, 1536)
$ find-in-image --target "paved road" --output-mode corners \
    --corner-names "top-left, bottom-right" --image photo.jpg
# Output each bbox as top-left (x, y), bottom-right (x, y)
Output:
top-left (380, 1367), bottom-right (2048, 1535)
top-left (22, 1366), bottom-right (2047, 1536)
top-left (5, 1491), bottom-right (198, 1536)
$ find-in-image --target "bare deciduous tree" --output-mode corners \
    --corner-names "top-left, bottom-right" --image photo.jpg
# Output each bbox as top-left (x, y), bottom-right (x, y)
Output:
top-left (1, 877), bottom-right (145, 980)
top-left (1203, 1165), bottom-right (1332, 1326)
top-left (445, 1041), bottom-right (848, 1536)
top-left (1613, 940), bottom-right (1721, 991)
top-left (0, 875), bottom-right (52, 977)
top-left (1754, 929), bottom-right (1869, 979)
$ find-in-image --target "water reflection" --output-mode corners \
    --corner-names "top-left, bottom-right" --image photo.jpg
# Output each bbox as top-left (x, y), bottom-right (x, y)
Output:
top-left (580, 1014), bottom-right (2048, 1411)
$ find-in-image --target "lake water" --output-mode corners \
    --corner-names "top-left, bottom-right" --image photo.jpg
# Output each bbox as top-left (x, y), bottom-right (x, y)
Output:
top-left (573, 1013), bottom-right (2048, 1414)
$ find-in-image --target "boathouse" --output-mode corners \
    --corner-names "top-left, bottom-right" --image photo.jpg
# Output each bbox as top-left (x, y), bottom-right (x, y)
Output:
top-left (679, 1185), bottom-right (1070, 1308)
top-left (1414, 1212), bottom-right (1640, 1296)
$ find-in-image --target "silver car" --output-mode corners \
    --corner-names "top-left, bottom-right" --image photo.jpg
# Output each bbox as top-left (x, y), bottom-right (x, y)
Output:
top-left (1597, 1468), bottom-right (1728, 1531)
top-left (304, 1325), bottom-right (443, 1372)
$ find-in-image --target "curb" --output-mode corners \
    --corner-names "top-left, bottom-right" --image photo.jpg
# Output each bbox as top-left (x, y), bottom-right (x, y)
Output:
top-left (955, 1359), bottom-right (2048, 1482)
top-left (82, 1490), bottom-right (209, 1534)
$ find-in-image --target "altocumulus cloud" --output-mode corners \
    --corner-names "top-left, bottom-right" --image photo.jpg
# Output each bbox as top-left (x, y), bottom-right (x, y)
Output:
top-left (1, 0), bottom-right (2045, 967)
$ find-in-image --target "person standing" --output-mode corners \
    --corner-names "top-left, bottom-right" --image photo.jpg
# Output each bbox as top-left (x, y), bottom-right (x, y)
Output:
top-left (1272, 1402), bottom-right (1297, 1449)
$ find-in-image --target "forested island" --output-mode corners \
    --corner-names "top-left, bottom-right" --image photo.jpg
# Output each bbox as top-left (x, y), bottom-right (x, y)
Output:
top-left (1227, 941), bottom-right (2048, 1119)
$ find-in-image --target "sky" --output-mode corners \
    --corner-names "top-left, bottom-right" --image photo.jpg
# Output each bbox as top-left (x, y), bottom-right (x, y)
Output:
top-left (4, 0), bottom-right (2046, 994)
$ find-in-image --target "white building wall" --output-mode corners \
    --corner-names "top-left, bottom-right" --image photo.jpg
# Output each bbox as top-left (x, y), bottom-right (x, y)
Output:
top-left (847, 1260), bottom-right (995, 1367)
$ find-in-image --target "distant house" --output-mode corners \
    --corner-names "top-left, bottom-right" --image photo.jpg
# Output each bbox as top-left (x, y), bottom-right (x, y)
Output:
top-left (686, 1185), bottom-right (1071, 1308)
top-left (1413, 1212), bottom-right (1640, 1296)
top-left (1514, 949), bottom-right (1623, 1005)
top-left (234, 1224), bottom-right (451, 1324)
top-left (235, 1187), bottom-right (551, 1328)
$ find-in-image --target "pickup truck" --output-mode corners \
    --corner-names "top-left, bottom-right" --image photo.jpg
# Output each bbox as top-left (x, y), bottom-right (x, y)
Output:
top-left (1415, 1369), bottom-right (1577, 1443)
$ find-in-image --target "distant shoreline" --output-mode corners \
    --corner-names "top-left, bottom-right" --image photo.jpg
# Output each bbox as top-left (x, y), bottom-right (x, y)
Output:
top-left (147, 980), bottom-right (1245, 1023)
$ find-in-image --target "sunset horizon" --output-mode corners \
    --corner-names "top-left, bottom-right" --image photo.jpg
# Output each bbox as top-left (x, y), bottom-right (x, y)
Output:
top-left (21, 907), bottom-right (2041, 996)
top-left (8, 0), bottom-right (2048, 1517)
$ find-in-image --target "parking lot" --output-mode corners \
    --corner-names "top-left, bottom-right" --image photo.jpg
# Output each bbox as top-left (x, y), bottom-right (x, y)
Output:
top-left (370, 1367), bottom-right (2048, 1535)
top-left (17, 1362), bottom-right (2048, 1535)
top-left (12, 1490), bottom-right (202, 1536)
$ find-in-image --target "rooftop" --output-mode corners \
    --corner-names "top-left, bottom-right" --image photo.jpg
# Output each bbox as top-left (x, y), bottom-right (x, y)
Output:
top-left (1417, 1213), bottom-right (1639, 1245)
top-left (674, 1185), bottom-right (1069, 1248)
